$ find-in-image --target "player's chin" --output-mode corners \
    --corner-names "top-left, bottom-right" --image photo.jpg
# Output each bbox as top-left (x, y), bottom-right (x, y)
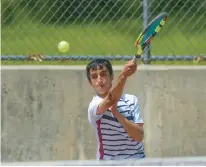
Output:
top-left (96, 89), bottom-right (108, 96)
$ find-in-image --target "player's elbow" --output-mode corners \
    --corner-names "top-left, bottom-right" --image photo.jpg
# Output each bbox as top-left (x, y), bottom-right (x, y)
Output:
top-left (107, 90), bottom-right (119, 104)
top-left (138, 132), bottom-right (144, 142)
top-left (133, 133), bottom-right (144, 142)
top-left (138, 130), bottom-right (144, 142)
top-left (129, 129), bottom-right (144, 142)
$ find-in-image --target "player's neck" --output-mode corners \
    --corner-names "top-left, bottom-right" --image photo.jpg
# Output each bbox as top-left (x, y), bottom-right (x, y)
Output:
top-left (96, 91), bottom-right (109, 98)
top-left (96, 85), bottom-right (112, 98)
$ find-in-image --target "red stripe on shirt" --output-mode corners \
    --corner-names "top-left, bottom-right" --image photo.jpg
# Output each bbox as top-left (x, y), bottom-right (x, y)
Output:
top-left (96, 119), bottom-right (104, 160)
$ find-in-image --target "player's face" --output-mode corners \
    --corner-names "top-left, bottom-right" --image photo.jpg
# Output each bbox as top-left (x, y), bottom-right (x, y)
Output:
top-left (89, 66), bottom-right (113, 97)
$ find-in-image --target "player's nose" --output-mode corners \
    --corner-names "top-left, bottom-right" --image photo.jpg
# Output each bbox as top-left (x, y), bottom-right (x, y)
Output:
top-left (97, 75), bottom-right (103, 84)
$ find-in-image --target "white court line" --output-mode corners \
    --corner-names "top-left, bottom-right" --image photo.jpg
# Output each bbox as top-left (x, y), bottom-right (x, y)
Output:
top-left (1, 65), bottom-right (206, 70)
top-left (2, 156), bottom-right (206, 166)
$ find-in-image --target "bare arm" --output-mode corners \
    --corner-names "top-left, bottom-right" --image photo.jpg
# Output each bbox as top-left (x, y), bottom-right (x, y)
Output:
top-left (96, 62), bottom-right (137, 115)
top-left (111, 105), bottom-right (144, 142)
top-left (96, 73), bottom-right (127, 114)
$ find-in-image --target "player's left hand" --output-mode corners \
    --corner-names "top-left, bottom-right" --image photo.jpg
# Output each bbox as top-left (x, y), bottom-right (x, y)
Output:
top-left (122, 60), bottom-right (137, 77)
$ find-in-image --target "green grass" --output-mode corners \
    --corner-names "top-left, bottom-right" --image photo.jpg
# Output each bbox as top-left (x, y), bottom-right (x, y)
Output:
top-left (2, 17), bottom-right (206, 56)
top-left (2, 15), bottom-right (206, 67)
top-left (2, 20), bottom-right (138, 56)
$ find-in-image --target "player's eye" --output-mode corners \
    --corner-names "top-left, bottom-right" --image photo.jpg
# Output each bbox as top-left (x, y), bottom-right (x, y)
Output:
top-left (91, 75), bottom-right (97, 79)
top-left (100, 72), bottom-right (108, 77)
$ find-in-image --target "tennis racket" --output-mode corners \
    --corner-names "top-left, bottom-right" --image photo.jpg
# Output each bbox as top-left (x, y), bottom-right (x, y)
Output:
top-left (132, 12), bottom-right (168, 62)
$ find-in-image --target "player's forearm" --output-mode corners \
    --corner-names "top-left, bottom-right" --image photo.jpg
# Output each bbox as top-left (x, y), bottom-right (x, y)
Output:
top-left (97, 73), bottom-right (127, 115)
top-left (108, 72), bottom-right (127, 103)
top-left (112, 110), bottom-right (144, 142)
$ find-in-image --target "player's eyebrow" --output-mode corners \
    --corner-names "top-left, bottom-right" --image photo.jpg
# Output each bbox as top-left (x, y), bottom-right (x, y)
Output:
top-left (90, 72), bottom-right (97, 76)
top-left (100, 70), bottom-right (108, 73)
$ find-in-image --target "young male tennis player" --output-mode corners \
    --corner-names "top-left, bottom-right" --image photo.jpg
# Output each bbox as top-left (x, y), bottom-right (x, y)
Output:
top-left (86, 58), bottom-right (145, 160)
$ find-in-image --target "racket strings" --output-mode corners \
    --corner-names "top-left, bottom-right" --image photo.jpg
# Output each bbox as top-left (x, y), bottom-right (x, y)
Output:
top-left (134, 12), bottom-right (168, 58)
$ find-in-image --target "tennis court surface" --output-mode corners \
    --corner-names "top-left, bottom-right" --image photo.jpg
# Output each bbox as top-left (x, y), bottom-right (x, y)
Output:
top-left (2, 156), bottom-right (206, 166)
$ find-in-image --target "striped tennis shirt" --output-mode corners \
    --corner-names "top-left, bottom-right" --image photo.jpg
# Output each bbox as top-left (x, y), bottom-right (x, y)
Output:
top-left (88, 93), bottom-right (145, 160)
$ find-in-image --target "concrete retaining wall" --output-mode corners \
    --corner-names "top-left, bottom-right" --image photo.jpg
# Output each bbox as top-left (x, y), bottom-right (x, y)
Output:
top-left (1, 66), bottom-right (206, 162)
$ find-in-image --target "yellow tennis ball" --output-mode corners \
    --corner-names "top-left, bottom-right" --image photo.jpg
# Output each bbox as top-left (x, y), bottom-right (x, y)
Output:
top-left (58, 41), bottom-right (70, 53)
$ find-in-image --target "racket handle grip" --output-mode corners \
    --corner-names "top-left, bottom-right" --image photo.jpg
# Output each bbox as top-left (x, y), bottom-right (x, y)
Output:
top-left (132, 54), bottom-right (141, 63)
top-left (132, 55), bottom-right (136, 62)
top-left (132, 45), bottom-right (142, 63)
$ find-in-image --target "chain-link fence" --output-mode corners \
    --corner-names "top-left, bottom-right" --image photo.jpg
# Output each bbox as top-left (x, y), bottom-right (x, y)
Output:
top-left (2, 0), bottom-right (206, 63)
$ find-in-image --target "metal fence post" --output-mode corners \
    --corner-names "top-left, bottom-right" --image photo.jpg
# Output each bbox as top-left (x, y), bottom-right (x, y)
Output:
top-left (143, 0), bottom-right (151, 64)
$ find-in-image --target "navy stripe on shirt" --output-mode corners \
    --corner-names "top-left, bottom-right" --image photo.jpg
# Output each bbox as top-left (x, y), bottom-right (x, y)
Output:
top-left (103, 148), bottom-right (142, 152)
top-left (103, 142), bottom-right (140, 147)
top-left (126, 116), bottom-right (133, 120)
top-left (100, 128), bottom-right (126, 134)
top-left (120, 109), bottom-right (131, 114)
top-left (102, 114), bottom-right (133, 122)
top-left (117, 104), bottom-right (127, 108)
top-left (102, 115), bottom-right (118, 122)
top-left (119, 99), bottom-right (130, 103)
top-left (101, 133), bottom-right (126, 137)
top-left (100, 122), bottom-right (122, 128)
top-left (104, 151), bottom-right (145, 157)
top-left (102, 138), bottom-right (136, 142)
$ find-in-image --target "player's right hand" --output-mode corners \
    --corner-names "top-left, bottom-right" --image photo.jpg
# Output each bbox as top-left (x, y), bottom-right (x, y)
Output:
top-left (121, 60), bottom-right (137, 77)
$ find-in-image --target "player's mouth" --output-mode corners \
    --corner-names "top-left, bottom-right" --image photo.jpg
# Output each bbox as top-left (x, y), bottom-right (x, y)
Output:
top-left (97, 84), bottom-right (105, 89)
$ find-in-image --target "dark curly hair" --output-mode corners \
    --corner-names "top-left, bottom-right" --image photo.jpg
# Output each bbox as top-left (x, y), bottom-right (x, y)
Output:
top-left (86, 58), bottom-right (113, 81)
